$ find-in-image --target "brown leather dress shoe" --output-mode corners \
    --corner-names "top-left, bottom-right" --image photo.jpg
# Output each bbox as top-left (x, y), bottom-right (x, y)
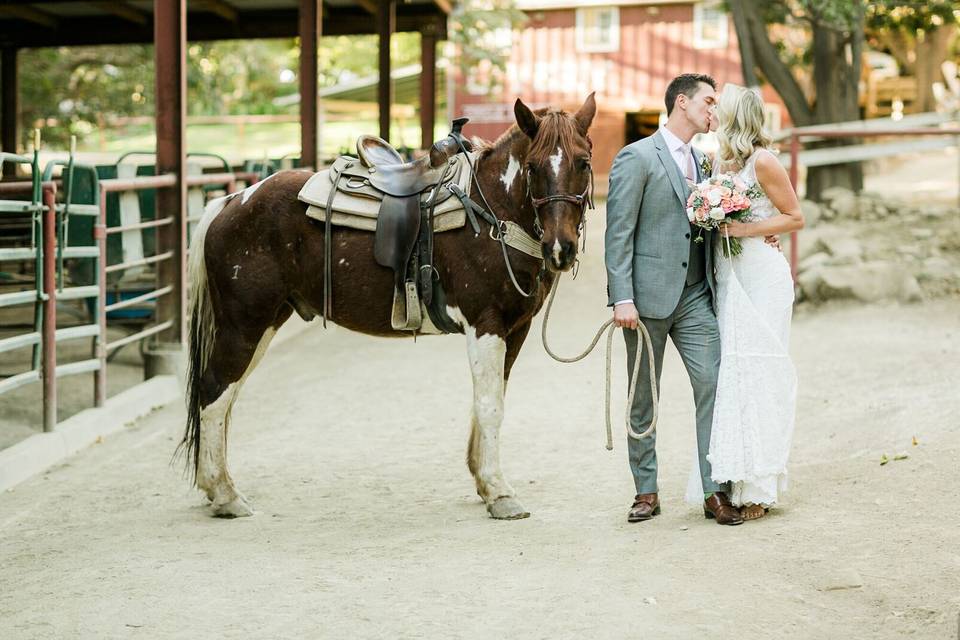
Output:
top-left (703, 492), bottom-right (744, 526)
top-left (627, 493), bottom-right (660, 522)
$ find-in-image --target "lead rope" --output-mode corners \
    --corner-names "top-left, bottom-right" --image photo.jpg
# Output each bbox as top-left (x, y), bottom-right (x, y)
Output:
top-left (540, 275), bottom-right (659, 450)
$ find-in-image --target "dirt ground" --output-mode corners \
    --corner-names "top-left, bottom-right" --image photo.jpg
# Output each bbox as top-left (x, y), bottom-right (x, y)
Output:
top-left (1, 192), bottom-right (958, 638)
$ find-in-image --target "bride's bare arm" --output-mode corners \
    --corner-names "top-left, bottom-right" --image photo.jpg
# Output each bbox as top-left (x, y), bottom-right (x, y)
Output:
top-left (722, 150), bottom-right (804, 238)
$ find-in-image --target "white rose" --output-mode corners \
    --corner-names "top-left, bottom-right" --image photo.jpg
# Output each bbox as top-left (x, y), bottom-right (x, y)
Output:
top-left (686, 207), bottom-right (696, 221)
top-left (706, 189), bottom-right (723, 206)
top-left (709, 207), bottom-right (725, 220)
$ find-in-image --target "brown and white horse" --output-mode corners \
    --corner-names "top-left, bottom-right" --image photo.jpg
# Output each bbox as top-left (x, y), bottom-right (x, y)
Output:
top-left (180, 94), bottom-right (596, 519)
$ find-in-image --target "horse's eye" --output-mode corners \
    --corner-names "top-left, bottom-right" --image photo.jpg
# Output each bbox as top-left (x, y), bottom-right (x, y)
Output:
top-left (579, 158), bottom-right (591, 170)
top-left (526, 163), bottom-right (537, 175)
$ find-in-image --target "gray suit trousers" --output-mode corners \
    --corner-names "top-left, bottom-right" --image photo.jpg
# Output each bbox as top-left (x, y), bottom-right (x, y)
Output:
top-left (622, 278), bottom-right (722, 496)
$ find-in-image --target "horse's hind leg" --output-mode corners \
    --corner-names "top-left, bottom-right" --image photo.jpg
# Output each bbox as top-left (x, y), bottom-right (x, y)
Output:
top-left (196, 318), bottom-right (282, 518)
top-left (464, 322), bottom-right (531, 520)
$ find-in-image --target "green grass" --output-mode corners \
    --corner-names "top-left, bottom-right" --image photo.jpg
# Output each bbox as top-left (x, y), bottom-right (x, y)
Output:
top-left (81, 120), bottom-right (450, 164)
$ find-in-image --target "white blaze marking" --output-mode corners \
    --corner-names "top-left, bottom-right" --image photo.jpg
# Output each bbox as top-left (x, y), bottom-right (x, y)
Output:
top-left (240, 172), bottom-right (277, 204)
top-left (549, 147), bottom-right (563, 178)
top-left (501, 154), bottom-right (520, 192)
top-left (552, 239), bottom-right (562, 265)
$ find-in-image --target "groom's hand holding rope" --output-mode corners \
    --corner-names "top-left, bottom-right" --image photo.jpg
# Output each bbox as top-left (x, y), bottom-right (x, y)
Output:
top-left (613, 302), bottom-right (640, 330)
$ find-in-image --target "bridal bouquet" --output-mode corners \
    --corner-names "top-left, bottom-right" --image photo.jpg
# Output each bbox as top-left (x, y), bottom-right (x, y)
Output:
top-left (685, 173), bottom-right (762, 257)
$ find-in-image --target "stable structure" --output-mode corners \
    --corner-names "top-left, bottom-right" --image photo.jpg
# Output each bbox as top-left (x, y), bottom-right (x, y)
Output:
top-left (0, 0), bottom-right (450, 430)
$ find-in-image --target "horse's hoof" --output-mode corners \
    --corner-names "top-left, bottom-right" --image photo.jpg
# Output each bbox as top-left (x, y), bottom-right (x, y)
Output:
top-left (212, 495), bottom-right (254, 519)
top-left (487, 496), bottom-right (530, 520)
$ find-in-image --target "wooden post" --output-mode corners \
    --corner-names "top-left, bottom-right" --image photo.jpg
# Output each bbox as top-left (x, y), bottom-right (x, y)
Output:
top-left (154, 0), bottom-right (187, 346)
top-left (299, 0), bottom-right (320, 170)
top-left (420, 26), bottom-right (437, 150)
top-left (378, 0), bottom-right (395, 142)
top-left (1, 48), bottom-right (17, 178)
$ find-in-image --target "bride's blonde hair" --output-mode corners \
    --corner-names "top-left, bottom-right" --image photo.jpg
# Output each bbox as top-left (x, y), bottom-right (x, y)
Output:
top-left (716, 84), bottom-right (773, 170)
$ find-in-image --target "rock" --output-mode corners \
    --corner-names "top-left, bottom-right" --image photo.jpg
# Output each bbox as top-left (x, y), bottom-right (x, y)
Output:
top-left (924, 205), bottom-right (952, 219)
top-left (919, 257), bottom-right (954, 280)
top-left (830, 192), bottom-right (859, 218)
top-left (820, 186), bottom-right (855, 204)
top-left (799, 251), bottom-right (830, 272)
top-left (901, 275), bottom-right (923, 302)
top-left (815, 234), bottom-right (863, 264)
top-left (800, 200), bottom-right (821, 227)
top-left (800, 261), bottom-right (924, 304)
top-left (898, 244), bottom-right (923, 259)
top-left (819, 569), bottom-right (863, 592)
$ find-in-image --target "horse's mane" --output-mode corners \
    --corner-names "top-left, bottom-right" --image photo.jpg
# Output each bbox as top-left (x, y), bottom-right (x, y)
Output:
top-left (477, 107), bottom-right (583, 163)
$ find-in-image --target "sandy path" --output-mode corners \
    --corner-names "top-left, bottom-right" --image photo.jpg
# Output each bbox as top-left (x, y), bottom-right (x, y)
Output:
top-left (1, 214), bottom-right (958, 639)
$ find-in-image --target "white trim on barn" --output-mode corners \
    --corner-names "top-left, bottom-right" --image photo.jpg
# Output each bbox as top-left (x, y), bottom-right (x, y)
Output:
top-left (575, 6), bottom-right (620, 54)
top-left (693, 0), bottom-right (729, 49)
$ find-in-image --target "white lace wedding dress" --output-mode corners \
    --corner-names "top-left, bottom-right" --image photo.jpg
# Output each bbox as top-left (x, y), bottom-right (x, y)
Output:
top-left (685, 149), bottom-right (798, 507)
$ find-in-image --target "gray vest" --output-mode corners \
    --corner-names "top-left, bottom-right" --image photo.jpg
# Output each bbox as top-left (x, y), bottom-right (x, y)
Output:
top-left (685, 226), bottom-right (706, 286)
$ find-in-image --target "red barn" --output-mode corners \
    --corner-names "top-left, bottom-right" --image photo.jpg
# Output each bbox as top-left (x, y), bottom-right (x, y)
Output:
top-left (452, 0), bottom-right (786, 182)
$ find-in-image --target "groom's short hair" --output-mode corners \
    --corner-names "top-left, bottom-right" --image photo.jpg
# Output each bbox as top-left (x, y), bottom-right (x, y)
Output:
top-left (665, 73), bottom-right (717, 116)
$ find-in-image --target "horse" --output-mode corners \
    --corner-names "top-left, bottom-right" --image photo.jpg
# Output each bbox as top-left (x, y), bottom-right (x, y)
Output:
top-left (179, 93), bottom-right (597, 520)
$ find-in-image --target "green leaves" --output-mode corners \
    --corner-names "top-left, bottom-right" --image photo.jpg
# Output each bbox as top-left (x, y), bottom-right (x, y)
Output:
top-left (450, 0), bottom-right (527, 93)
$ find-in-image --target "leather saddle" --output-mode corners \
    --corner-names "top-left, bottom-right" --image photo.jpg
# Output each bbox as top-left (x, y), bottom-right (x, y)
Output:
top-left (352, 135), bottom-right (454, 288)
top-left (300, 119), bottom-right (474, 332)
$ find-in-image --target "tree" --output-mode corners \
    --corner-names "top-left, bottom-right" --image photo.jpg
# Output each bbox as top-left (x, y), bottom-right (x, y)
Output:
top-left (449, 0), bottom-right (527, 93)
top-left (728, 0), bottom-right (865, 199)
top-left (866, 1), bottom-right (959, 113)
top-left (19, 45), bottom-right (154, 148)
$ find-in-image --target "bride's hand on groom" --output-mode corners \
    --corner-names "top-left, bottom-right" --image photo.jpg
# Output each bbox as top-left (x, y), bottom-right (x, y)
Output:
top-left (613, 302), bottom-right (639, 330)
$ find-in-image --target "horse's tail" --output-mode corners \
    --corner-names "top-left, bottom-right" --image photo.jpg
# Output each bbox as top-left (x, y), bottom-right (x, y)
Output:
top-left (177, 194), bottom-right (232, 482)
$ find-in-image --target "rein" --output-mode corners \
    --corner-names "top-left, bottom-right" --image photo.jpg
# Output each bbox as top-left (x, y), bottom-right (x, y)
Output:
top-left (540, 274), bottom-right (660, 449)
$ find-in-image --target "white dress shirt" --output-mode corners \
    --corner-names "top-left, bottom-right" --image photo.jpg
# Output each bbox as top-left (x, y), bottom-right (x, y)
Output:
top-left (614, 126), bottom-right (696, 307)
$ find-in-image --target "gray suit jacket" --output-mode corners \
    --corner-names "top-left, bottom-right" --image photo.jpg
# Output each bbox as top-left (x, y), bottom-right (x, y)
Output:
top-left (604, 130), bottom-right (716, 319)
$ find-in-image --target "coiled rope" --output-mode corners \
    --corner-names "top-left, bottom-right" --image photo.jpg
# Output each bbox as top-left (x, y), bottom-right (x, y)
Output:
top-left (540, 275), bottom-right (659, 450)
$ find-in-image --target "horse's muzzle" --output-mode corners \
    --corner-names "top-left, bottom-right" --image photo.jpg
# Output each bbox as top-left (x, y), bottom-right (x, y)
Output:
top-left (543, 239), bottom-right (578, 272)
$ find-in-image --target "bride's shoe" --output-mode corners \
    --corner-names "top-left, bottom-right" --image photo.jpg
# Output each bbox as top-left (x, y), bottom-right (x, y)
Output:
top-left (740, 504), bottom-right (768, 520)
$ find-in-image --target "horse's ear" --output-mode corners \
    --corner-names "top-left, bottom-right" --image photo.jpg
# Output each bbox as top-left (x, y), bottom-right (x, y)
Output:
top-left (514, 98), bottom-right (539, 139)
top-left (574, 92), bottom-right (597, 135)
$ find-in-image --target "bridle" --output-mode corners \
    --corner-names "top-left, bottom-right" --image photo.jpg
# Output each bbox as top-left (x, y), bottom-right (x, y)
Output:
top-left (526, 162), bottom-right (595, 241)
top-left (447, 126), bottom-right (596, 297)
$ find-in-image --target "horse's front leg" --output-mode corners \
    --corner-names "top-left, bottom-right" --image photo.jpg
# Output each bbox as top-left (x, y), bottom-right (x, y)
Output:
top-left (465, 321), bottom-right (531, 520)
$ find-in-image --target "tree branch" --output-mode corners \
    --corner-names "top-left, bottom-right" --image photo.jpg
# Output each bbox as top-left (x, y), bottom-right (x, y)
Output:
top-left (728, 0), bottom-right (758, 87)
top-left (743, 8), bottom-right (814, 125)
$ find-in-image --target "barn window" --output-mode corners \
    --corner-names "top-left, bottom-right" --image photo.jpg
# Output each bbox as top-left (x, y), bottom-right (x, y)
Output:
top-left (575, 7), bottom-right (620, 54)
top-left (693, 1), bottom-right (729, 49)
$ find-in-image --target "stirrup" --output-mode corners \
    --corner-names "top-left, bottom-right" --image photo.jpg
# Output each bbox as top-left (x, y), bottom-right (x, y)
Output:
top-left (390, 281), bottom-right (422, 331)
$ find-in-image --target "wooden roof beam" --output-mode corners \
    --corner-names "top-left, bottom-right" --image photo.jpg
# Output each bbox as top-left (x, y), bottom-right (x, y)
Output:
top-left (355, 0), bottom-right (379, 15)
top-left (194, 0), bottom-right (239, 22)
top-left (0, 6), bottom-right (58, 29)
top-left (91, 1), bottom-right (147, 26)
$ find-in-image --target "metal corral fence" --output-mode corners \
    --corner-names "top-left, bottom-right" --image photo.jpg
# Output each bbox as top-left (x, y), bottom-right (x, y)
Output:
top-left (0, 134), bottom-right (261, 432)
top-left (779, 112), bottom-right (960, 280)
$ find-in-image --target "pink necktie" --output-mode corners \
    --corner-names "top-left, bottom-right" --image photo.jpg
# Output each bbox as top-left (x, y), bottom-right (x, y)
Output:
top-left (684, 146), bottom-right (696, 182)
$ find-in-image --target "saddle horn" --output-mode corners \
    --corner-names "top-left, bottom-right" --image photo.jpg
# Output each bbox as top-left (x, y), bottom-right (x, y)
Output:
top-left (429, 117), bottom-right (473, 168)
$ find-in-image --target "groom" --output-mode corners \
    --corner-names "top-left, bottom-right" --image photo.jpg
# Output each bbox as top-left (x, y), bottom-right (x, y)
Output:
top-left (604, 73), bottom-right (743, 526)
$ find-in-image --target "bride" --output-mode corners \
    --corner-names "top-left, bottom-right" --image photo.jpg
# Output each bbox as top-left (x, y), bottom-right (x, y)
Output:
top-left (686, 83), bottom-right (804, 520)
